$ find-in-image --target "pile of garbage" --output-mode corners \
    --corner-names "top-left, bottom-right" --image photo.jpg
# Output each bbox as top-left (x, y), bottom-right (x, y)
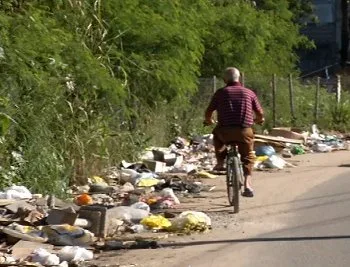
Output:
top-left (0, 135), bottom-right (218, 266)
top-left (253, 125), bottom-right (349, 171)
top-left (0, 126), bottom-right (347, 266)
top-left (0, 182), bottom-right (213, 266)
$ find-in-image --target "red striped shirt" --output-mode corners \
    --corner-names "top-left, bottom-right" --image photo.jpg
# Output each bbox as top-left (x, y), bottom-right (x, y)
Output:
top-left (207, 82), bottom-right (263, 127)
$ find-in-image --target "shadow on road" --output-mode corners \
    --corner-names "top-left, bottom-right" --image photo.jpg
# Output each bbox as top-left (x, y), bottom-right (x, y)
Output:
top-left (339, 164), bottom-right (350, 168)
top-left (204, 191), bottom-right (350, 214)
top-left (162, 235), bottom-right (350, 248)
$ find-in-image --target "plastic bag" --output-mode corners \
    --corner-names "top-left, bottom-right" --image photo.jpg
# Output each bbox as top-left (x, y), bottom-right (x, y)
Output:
top-left (130, 224), bottom-right (145, 233)
top-left (42, 224), bottom-right (95, 246)
top-left (255, 146), bottom-right (276, 157)
top-left (31, 248), bottom-right (60, 266)
top-left (121, 169), bottom-right (139, 184)
top-left (130, 202), bottom-right (151, 212)
top-left (291, 145), bottom-right (305, 155)
top-left (141, 215), bottom-right (171, 229)
top-left (58, 246), bottom-right (93, 262)
top-left (179, 211), bottom-right (211, 226)
top-left (89, 176), bottom-right (108, 186)
top-left (196, 170), bottom-right (217, 179)
top-left (313, 143), bottom-right (332, 153)
top-left (0, 185), bottom-right (32, 199)
top-left (255, 156), bottom-right (269, 162)
top-left (265, 155), bottom-right (286, 169)
top-left (161, 188), bottom-right (180, 204)
top-left (137, 177), bottom-right (160, 187)
top-left (75, 194), bottom-right (93, 206)
top-left (169, 211), bottom-right (211, 233)
top-left (105, 206), bottom-right (149, 222)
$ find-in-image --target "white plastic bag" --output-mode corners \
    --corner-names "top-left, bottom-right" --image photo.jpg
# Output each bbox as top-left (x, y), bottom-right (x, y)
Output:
top-left (265, 155), bottom-right (286, 169)
top-left (313, 143), bottom-right (332, 153)
top-left (161, 188), bottom-right (180, 204)
top-left (31, 248), bottom-right (60, 266)
top-left (0, 185), bottom-right (32, 199)
top-left (106, 206), bottom-right (149, 222)
top-left (58, 246), bottom-right (93, 262)
top-left (131, 202), bottom-right (151, 212)
top-left (120, 169), bottom-right (139, 184)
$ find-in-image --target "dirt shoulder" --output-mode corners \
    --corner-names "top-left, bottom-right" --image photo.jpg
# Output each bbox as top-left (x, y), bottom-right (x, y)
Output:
top-left (93, 151), bottom-right (350, 267)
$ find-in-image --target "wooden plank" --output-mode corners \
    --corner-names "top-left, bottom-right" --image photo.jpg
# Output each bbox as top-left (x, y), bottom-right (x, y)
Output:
top-left (254, 134), bottom-right (304, 144)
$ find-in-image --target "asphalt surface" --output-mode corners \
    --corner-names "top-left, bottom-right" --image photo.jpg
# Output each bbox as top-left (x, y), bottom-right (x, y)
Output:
top-left (181, 169), bottom-right (350, 267)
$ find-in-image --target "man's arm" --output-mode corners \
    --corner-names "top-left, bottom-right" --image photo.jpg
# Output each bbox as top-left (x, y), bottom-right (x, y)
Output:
top-left (204, 91), bottom-right (218, 125)
top-left (252, 94), bottom-right (264, 124)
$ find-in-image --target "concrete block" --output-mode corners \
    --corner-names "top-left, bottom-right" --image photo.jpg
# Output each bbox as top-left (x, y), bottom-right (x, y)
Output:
top-left (46, 208), bottom-right (77, 225)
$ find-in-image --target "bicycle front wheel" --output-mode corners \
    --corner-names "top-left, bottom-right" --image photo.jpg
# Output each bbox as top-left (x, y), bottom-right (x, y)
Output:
top-left (232, 156), bottom-right (241, 213)
top-left (226, 160), bottom-right (234, 206)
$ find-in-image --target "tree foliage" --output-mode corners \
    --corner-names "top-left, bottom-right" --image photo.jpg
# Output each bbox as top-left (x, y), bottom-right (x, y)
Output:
top-left (0, 0), bottom-right (313, 193)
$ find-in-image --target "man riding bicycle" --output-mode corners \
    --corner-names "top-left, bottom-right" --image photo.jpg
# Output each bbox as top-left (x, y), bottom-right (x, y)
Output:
top-left (204, 67), bottom-right (264, 198)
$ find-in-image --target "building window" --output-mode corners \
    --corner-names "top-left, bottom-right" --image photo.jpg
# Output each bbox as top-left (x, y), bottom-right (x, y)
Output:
top-left (315, 3), bottom-right (334, 24)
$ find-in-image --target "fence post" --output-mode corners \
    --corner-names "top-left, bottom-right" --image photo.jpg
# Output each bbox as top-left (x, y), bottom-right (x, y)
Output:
top-left (241, 72), bottom-right (245, 87)
top-left (315, 77), bottom-right (320, 123)
top-left (288, 74), bottom-right (295, 126)
top-left (336, 75), bottom-right (341, 104)
top-left (213, 75), bottom-right (217, 93)
top-left (272, 74), bottom-right (277, 128)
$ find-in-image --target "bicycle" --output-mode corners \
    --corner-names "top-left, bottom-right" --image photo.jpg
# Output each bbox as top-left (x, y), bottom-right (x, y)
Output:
top-left (226, 143), bottom-right (244, 213)
top-left (203, 121), bottom-right (244, 213)
top-left (204, 119), bottom-right (263, 213)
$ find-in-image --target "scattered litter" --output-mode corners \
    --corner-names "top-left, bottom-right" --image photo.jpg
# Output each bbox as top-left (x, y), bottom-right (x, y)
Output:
top-left (0, 186), bottom-right (32, 200)
top-left (141, 215), bottom-right (171, 230)
top-left (75, 194), bottom-right (93, 206)
top-left (0, 128), bottom-right (343, 265)
top-left (264, 155), bottom-right (287, 169)
top-left (58, 246), bottom-right (93, 262)
top-left (255, 145), bottom-right (276, 157)
top-left (31, 248), bottom-right (60, 266)
top-left (169, 211), bottom-right (211, 233)
top-left (196, 170), bottom-right (217, 179)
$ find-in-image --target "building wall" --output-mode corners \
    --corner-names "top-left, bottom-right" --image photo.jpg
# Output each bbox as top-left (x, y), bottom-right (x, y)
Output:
top-left (299, 0), bottom-right (341, 76)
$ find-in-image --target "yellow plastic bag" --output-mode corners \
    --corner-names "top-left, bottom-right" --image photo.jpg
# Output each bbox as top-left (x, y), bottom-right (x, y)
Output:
top-left (196, 170), bottom-right (217, 179)
top-left (168, 213), bottom-right (209, 233)
top-left (141, 215), bottom-right (171, 229)
top-left (137, 178), bottom-right (160, 187)
top-left (89, 176), bottom-right (108, 186)
top-left (255, 156), bottom-right (269, 162)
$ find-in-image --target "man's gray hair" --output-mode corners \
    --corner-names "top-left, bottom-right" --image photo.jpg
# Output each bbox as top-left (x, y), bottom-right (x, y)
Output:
top-left (224, 67), bottom-right (240, 83)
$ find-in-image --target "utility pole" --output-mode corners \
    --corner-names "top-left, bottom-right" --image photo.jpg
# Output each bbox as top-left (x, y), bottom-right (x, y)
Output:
top-left (341, 0), bottom-right (349, 67)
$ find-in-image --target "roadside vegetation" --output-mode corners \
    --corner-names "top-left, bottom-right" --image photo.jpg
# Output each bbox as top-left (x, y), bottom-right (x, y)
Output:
top-left (1, 0), bottom-right (346, 194)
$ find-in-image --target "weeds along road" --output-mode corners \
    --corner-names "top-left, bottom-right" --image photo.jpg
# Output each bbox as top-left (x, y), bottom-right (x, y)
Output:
top-left (94, 151), bottom-right (350, 267)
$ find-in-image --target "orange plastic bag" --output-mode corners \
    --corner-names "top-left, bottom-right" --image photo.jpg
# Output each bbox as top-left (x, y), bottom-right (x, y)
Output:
top-left (75, 194), bottom-right (93, 206)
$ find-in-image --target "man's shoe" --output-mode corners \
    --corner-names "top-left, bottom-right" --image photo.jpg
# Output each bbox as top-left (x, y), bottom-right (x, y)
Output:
top-left (242, 188), bottom-right (254, 198)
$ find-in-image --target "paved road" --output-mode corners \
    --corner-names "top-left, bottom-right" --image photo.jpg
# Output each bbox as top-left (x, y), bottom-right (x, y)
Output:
top-left (180, 169), bottom-right (350, 267)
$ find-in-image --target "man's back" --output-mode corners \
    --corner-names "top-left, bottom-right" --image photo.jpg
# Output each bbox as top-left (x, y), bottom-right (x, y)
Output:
top-left (207, 82), bottom-right (262, 128)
